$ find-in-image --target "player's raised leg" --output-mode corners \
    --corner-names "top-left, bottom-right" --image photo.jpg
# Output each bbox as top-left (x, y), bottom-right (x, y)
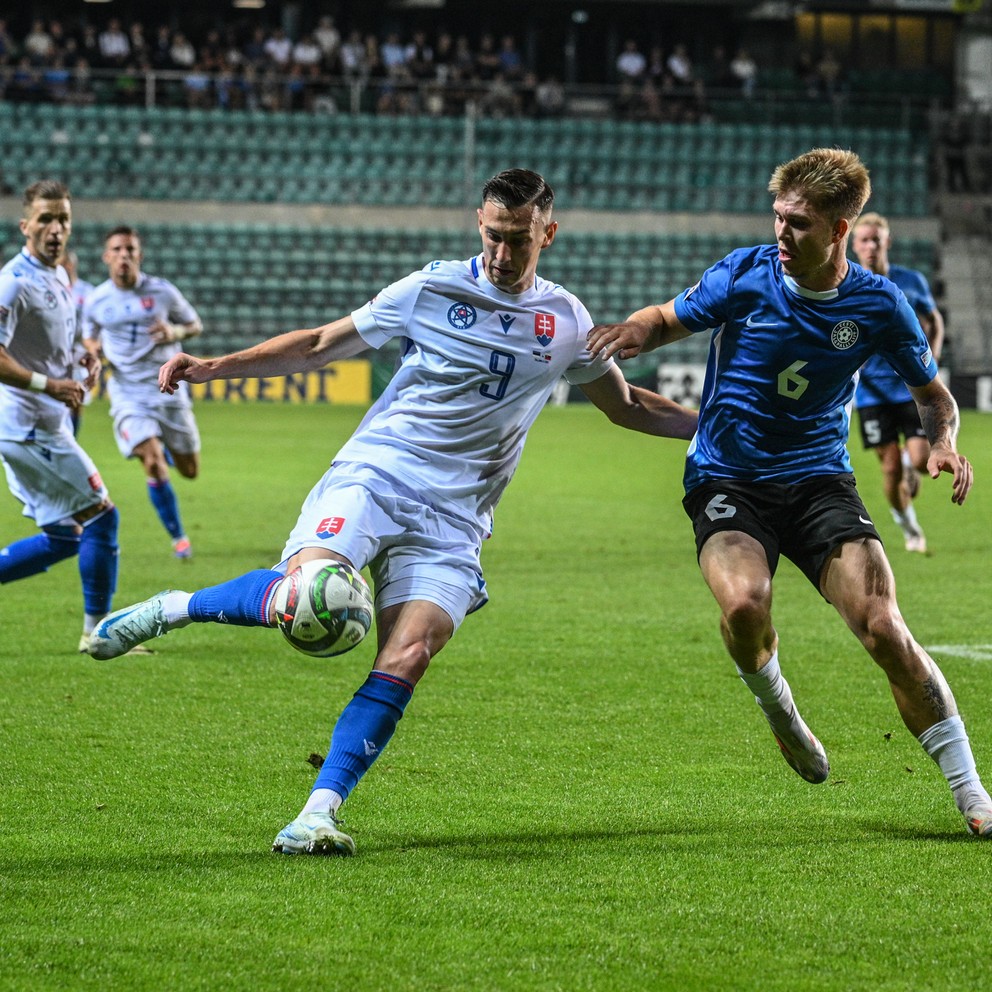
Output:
top-left (823, 538), bottom-right (992, 836)
top-left (273, 598), bottom-right (453, 856)
top-left (86, 568), bottom-right (284, 658)
top-left (700, 530), bottom-right (830, 784)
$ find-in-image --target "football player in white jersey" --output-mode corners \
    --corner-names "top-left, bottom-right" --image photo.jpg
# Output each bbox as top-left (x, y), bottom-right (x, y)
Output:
top-left (88, 169), bottom-right (699, 855)
top-left (82, 226), bottom-right (202, 559)
top-left (0, 180), bottom-right (121, 652)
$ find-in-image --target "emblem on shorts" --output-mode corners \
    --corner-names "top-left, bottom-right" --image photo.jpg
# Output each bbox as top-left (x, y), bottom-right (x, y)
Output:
top-left (316, 516), bottom-right (345, 539)
top-left (447, 302), bottom-right (477, 329)
top-left (830, 320), bottom-right (859, 349)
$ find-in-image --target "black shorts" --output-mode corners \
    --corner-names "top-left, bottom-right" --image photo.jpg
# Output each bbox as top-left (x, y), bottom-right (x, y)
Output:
top-left (682, 474), bottom-right (882, 595)
top-left (857, 401), bottom-right (926, 449)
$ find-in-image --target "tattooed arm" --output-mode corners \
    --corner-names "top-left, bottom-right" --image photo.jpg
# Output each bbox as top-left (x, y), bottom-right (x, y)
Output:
top-left (909, 377), bottom-right (973, 505)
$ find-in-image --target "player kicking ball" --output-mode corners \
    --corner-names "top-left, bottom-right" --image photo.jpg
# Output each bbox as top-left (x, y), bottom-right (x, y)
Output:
top-left (86, 170), bottom-right (698, 855)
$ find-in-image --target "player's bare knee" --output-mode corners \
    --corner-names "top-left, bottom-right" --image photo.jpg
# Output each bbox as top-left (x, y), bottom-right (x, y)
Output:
top-left (859, 608), bottom-right (914, 667)
top-left (721, 584), bottom-right (772, 638)
top-left (376, 639), bottom-right (432, 684)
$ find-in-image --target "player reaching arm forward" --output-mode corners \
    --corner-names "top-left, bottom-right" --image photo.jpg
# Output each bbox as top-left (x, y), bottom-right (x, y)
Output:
top-left (89, 169), bottom-right (697, 857)
top-left (588, 147), bottom-right (987, 839)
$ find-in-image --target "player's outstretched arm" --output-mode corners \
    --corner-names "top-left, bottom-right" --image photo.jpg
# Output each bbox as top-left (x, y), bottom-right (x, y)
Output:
top-left (587, 300), bottom-right (691, 360)
top-left (910, 377), bottom-right (973, 505)
top-left (580, 364), bottom-right (698, 439)
top-left (159, 316), bottom-right (367, 394)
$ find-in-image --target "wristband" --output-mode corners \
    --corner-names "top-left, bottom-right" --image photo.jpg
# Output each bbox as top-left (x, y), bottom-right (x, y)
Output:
top-left (28, 372), bottom-right (48, 392)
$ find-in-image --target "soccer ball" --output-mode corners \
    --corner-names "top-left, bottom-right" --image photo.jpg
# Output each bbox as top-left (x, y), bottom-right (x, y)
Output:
top-left (273, 559), bottom-right (374, 658)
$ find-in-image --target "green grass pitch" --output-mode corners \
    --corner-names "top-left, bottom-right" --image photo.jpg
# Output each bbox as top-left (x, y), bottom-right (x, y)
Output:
top-left (2, 398), bottom-right (991, 991)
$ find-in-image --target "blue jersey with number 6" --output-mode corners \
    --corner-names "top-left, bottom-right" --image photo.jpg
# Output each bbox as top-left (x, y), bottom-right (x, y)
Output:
top-left (341, 255), bottom-right (611, 532)
top-left (673, 244), bottom-right (937, 491)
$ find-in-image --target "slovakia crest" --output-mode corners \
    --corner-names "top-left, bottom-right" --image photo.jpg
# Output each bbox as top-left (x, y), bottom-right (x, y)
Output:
top-left (447, 302), bottom-right (477, 329)
top-left (316, 516), bottom-right (345, 539)
top-left (141, 296), bottom-right (155, 311)
top-left (534, 313), bottom-right (555, 347)
top-left (830, 320), bottom-right (859, 349)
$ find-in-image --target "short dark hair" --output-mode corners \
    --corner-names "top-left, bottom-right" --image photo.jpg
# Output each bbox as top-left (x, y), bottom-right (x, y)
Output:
top-left (23, 179), bottom-right (70, 209)
top-left (105, 224), bottom-right (140, 243)
top-left (482, 169), bottom-right (554, 214)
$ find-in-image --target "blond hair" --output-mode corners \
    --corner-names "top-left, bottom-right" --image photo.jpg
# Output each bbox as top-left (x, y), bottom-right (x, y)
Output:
top-left (768, 148), bottom-right (871, 221)
top-left (852, 210), bottom-right (889, 232)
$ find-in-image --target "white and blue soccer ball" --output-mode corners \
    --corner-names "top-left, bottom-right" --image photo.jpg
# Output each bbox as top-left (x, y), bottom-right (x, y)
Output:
top-left (273, 559), bottom-right (374, 658)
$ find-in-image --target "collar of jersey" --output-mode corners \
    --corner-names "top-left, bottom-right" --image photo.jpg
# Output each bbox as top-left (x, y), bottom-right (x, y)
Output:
top-left (782, 272), bottom-right (841, 301)
top-left (19, 248), bottom-right (52, 272)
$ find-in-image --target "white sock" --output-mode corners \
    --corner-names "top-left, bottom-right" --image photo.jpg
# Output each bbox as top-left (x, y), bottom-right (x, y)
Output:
top-left (891, 504), bottom-right (919, 533)
top-left (918, 715), bottom-right (992, 811)
top-left (301, 788), bottom-right (344, 816)
top-left (83, 613), bottom-right (105, 635)
top-left (161, 591), bottom-right (193, 627)
top-left (736, 652), bottom-right (797, 720)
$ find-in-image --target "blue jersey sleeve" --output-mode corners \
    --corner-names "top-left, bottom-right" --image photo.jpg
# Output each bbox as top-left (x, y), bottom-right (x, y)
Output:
top-left (878, 292), bottom-right (938, 389)
top-left (673, 255), bottom-right (735, 332)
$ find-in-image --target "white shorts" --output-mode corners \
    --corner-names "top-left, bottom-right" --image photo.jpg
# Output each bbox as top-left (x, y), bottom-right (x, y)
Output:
top-left (1, 426), bottom-right (108, 526)
top-left (108, 379), bottom-right (200, 459)
top-left (279, 464), bottom-right (489, 630)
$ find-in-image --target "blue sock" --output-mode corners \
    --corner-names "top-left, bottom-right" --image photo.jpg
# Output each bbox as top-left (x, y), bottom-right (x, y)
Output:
top-left (188, 569), bottom-right (283, 626)
top-left (0, 526), bottom-right (80, 583)
top-left (314, 671), bottom-right (415, 802)
top-left (79, 506), bottom-right (119, 616)
top-left (147, 478), bottom-right (184, 539)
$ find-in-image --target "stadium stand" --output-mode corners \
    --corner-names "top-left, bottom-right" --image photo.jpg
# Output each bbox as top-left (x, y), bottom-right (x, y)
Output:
top-left (0, 103), bottom-right (930, 216)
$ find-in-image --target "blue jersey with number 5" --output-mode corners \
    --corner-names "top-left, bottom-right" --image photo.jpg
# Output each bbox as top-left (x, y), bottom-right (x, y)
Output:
top-left (673, 244), bottom-right (936, 490)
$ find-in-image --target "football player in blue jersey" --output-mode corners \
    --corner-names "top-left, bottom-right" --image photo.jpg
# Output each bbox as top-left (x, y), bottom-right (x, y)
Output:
top-left (0, 180), bottom-right (120, 652)
top-left (86, 169), bottom-right (699, 855)
top-left (588, 147), bottom-right (991, 838)
top-left (851, 212), bottom-right (945, 553)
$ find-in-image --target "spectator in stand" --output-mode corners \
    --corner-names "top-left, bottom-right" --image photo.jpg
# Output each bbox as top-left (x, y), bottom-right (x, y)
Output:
top-left (0, 19), bottom-right (15, 59)
top-left (264, 28), bottom-right (292, 68)
top-left (475, 33), bottom-right (502, 81)
top-left (242, 27), bottom-right (267, 67)
top-left (7, 59), bottom-right (41, 103)
top-left (129, 22), bottom-right (148, 66)
top-left (705, 45), bottom-right (734, 90)
top-left (314, 16), bottom-right (340, 67)
top-left (380, 32), bottom-right (407, 78)
top-left (480, 71), bottom-right (520, 118)
top-left (730, 46), bottom-right (757, 98)
top-left (405, 30), bottom-right (434, 81)
top-left (43, 57), bottom-right (71, 103)
top-left (183, 62), bottom-right (212, 108)
top-left (666, 43), bottom-right (695, 88)
top-left (339, 30), bottom-right (366, 79)
top-left (200, 29), bottom-right (224, 70)
top-left (98, 18), bottom-right (131, 68)
top-left (534, 74), bottom-right (565, 117)
top-left (68, 57), bottom-right (94, 105)
top-left (80, 24), bottom-right (100, 67)
top-left (169, 32), bottom-right (196, 70)
top-left (498, 35), bottom-right (524, 80)
top-left (151, 25), bottom-right (174, 69)
top-left (814, 49), bottom-right (843, 99)
top-left (617, 38), bottom-right (647, 84)
top-left (452, 35), bottom-right (475, 78)
top-left (362, 34), bottom-right (383, 80)
top-left (24, 20), bottom-right (54, 65)
top-left (292, 34), bottom-right (323, 70)
top-left (433, 32), bottom-right (454, 84)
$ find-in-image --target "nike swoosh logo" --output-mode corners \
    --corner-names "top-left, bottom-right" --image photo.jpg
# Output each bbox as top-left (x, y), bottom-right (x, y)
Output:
top-left (859, 516), bottom-right (873, 526)
top-left (745, 315), bottom-right (779, 327)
